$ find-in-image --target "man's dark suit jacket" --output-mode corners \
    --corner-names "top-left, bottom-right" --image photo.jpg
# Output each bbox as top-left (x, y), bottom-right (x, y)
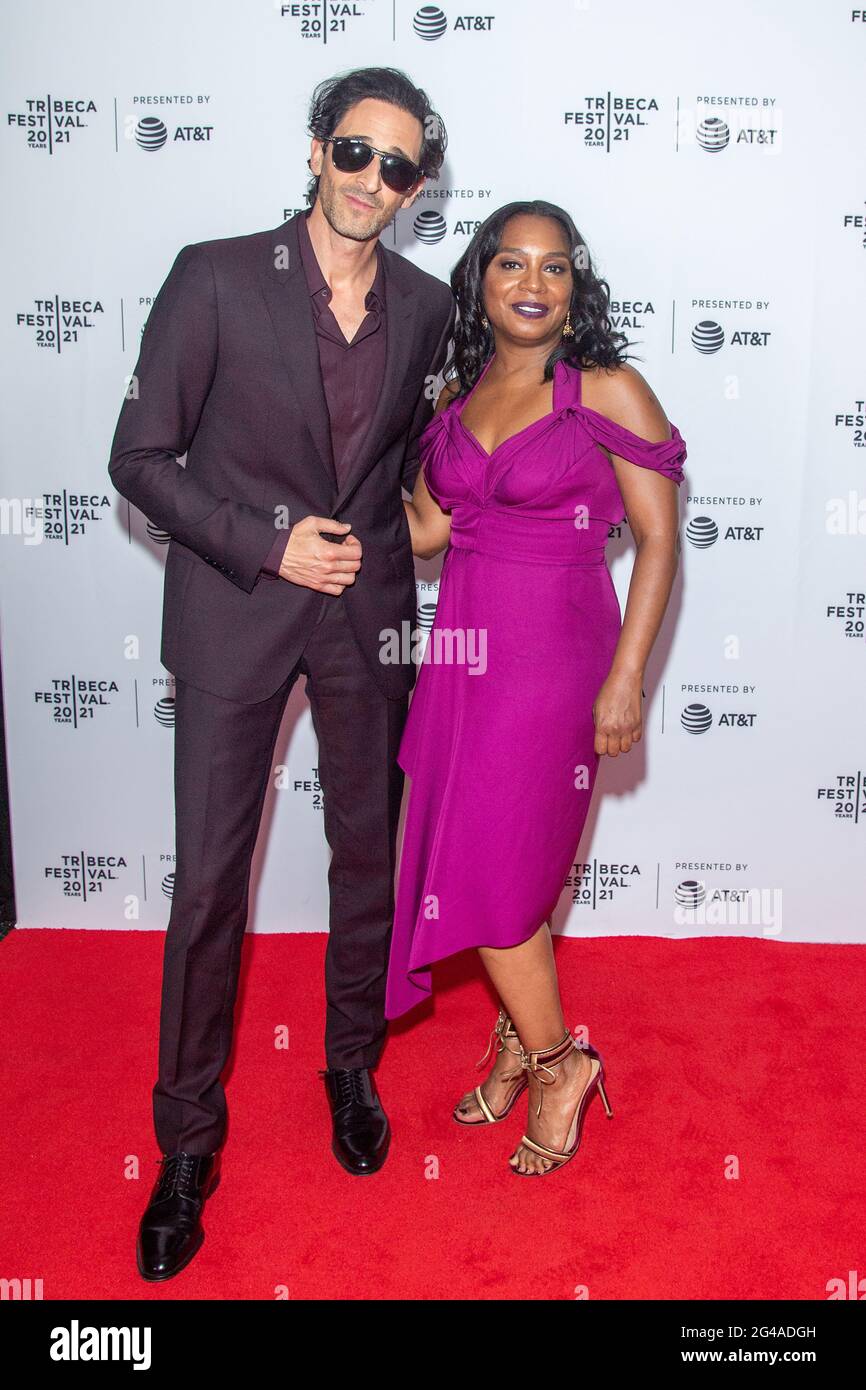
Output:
top-left (108, 210), bottom-right (456, 703)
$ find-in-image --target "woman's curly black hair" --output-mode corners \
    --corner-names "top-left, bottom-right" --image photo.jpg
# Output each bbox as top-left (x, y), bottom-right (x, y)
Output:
top-left (444, 200), bottom-right (634, 397)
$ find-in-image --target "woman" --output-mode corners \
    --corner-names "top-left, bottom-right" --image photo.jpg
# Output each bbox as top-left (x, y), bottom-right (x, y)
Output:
top-left (384, 201), bottom-right (687, 1176)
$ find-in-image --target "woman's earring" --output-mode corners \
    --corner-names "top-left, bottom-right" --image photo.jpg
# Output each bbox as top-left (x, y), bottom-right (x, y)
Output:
top-left (481, 314), bottom-right (489, 329)
top-left (561, 310), bottom-right (574, 338)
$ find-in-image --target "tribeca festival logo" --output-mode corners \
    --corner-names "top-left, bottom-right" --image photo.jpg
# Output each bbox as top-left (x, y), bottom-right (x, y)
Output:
top-left (271, 763), bottom-right (324, 812)
top-left (563, 91), bottom-right (666, 152)
top-left (44, 851), bottom-right (128, 901)
top-left (566, 859), bottom-right (641, 908)
top-left (412, 7), bottom-right (497, 41)
top-left (15, 295), bottom-right (104, 352)
top-left (0, 493), bottom-right (111, 548)
top-left (842, 201), bottom-right (866, 253)
top-left (607, 295), bottom-right (657, 341)
top-left (825, 590), bottom-right (865, 640)
top-left (673, 871), bottom-right (782, 934)
top-left (5, 94), bottom-right (97, 152)
top-left (832, 396), bottom-right (866, 447)
top-left (678, 685), bottom-right (758, 734)
top-left (816, 771), bottom-right (866, 824)
top-left (689, 303), bottom-right (772, 355)
top-left (122, 95), bottom-right (213, 153)
top-left (685, 500), bottom-right (765, 549)
top-left (29, 491), bottom-right (112, 543)
top-left (34, 676), bottom-right (120, 727)
top-left (276, 0), bottom-right (377, 42)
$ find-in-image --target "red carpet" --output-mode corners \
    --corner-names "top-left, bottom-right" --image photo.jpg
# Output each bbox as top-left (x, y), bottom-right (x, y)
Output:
top-left (1, 928), bottom-right (863, 1300)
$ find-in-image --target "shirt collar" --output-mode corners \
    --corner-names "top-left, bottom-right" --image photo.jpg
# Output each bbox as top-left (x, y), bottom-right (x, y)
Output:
top-left (298, 209), bottom-right (385, 310)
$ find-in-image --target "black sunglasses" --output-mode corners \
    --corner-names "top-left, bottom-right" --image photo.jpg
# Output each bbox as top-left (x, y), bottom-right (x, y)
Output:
top-left (320, 136), bottom-right (423, 194)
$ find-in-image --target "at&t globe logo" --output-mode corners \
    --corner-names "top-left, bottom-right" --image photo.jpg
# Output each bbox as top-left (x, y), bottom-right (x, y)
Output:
top-left (681, 703), bottom-right (713, 734)
top-left (414, 210), bottom-right (447, 243)
top-left (675, 880), bottom-right (707, 908)
top-left (135, 116), bottom-right (167, 151)
top-left (696, 117), bottom-right (730, 153)
top-left (413, 5), bottom-right (448, 39)
top-left (686, 516), bottom-right (719, 549)
top-left (691, 321), bottom-right (725, 354)
top-left (154, 697), bottom-right (175, 728)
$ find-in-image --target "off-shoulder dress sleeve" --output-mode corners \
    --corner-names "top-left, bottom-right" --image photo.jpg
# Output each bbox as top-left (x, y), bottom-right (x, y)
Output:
top-left (578, 404), bottom-right (687, 484)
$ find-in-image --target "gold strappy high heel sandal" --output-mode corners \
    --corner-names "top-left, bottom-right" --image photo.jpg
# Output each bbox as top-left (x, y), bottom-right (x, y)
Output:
top-left (510, 1030), bottom-right (613, 1175)
top-left (452, 1008), bottom-right (528, 1125)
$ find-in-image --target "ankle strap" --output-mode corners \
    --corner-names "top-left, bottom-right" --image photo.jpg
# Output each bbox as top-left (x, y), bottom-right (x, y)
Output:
top-left (519, 1029), bottom-right (576, 1081)
top-left (519, 1030), bottom-right (578, 1118)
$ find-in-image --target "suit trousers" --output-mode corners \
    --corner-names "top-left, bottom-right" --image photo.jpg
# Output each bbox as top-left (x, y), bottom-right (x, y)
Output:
top-left (152, 588), bottom-right (410, 1155)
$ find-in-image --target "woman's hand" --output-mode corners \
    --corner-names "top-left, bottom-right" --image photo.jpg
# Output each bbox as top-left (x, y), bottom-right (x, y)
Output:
top-left (593, 670), bottom-right (644, 756)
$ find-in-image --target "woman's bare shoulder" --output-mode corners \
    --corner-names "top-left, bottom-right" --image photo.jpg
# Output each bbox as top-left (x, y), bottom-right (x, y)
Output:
top-left (580, 361), bottom-right (672, 442)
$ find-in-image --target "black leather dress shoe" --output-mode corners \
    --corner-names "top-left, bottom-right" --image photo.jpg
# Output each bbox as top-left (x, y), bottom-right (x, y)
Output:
top-left (322, 1068), bottom-right (391, 1175)
top-left (136, 1150), bottom-right (221, 1281)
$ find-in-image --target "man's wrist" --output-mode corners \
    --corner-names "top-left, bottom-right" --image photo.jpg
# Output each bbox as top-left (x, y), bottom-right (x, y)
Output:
top-left (262, 530), bottom-right (290, 577)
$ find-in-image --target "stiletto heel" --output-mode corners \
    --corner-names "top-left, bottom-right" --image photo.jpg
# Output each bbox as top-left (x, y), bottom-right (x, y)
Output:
top-left (453, 1008), bottom-right (528, 1125)
top-left (597, 1071), bottom-right (613, 1118)
top-left (510, 1033), bottom-right (612, 1175)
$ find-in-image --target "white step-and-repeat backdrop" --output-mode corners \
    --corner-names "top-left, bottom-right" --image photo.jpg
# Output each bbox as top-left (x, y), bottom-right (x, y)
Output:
top-left (2, 1), bottom-right (863, 941)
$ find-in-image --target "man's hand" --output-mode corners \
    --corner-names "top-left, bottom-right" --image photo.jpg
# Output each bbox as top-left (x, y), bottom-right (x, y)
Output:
top-left (276, 516), bottom-right (362, 594)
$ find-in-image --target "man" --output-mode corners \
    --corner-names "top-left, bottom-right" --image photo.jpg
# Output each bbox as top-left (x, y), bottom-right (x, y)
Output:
top-left (108, 66), bottom-right (455, 1281)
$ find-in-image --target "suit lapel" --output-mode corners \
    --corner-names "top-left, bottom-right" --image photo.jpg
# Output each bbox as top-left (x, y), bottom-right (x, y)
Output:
top-left (259, 214), bottom-right (336, 492)
top-left (259, 212), bottom-right (419, 510)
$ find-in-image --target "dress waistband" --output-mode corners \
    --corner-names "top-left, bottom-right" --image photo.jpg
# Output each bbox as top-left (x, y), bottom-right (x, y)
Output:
top-left (448, 505), bottom-right (609, 567)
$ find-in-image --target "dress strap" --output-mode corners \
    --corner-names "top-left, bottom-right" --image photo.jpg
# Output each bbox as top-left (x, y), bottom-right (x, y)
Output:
top-left (552, 355), bottom-right (581, 411)
top-left (557, 357), bottom-right (686, 482)
top-left (457, 352), bottom-right (496, 413)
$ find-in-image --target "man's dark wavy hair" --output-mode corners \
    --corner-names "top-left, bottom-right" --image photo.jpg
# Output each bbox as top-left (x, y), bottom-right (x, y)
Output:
top-left (445, 200), bottom-right (634, 396)
top-left (305, 66), bottom-right (447, 208)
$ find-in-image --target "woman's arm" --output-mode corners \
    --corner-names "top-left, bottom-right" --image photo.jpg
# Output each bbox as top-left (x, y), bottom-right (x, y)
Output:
top-left (403, 381), bottom-right (460, 560)
top-left (590, 366), bottom-right (682, 757)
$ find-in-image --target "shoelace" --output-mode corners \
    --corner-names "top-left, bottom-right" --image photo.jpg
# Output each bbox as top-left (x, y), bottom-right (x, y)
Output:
top-left (520, 1033), bottom-right (578, 1119)
top-left (476, 1010), bottom-right (526, 1077)
top-left (329, 1069), bottom-right (370, 1107)
top-left (155, 1152), bottom-right (200, 1198)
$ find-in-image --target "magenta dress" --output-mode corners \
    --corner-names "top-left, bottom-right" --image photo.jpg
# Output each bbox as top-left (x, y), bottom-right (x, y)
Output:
top-left (384, 354), bottom-right (687, 1020)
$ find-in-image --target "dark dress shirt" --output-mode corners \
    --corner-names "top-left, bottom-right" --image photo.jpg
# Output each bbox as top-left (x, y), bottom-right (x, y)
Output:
top-left (262, 210), bottom-right (387, 576)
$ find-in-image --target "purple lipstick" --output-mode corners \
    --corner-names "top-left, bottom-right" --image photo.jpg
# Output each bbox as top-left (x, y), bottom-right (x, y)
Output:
top-left (511, 301), bottom-right (549, 318)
